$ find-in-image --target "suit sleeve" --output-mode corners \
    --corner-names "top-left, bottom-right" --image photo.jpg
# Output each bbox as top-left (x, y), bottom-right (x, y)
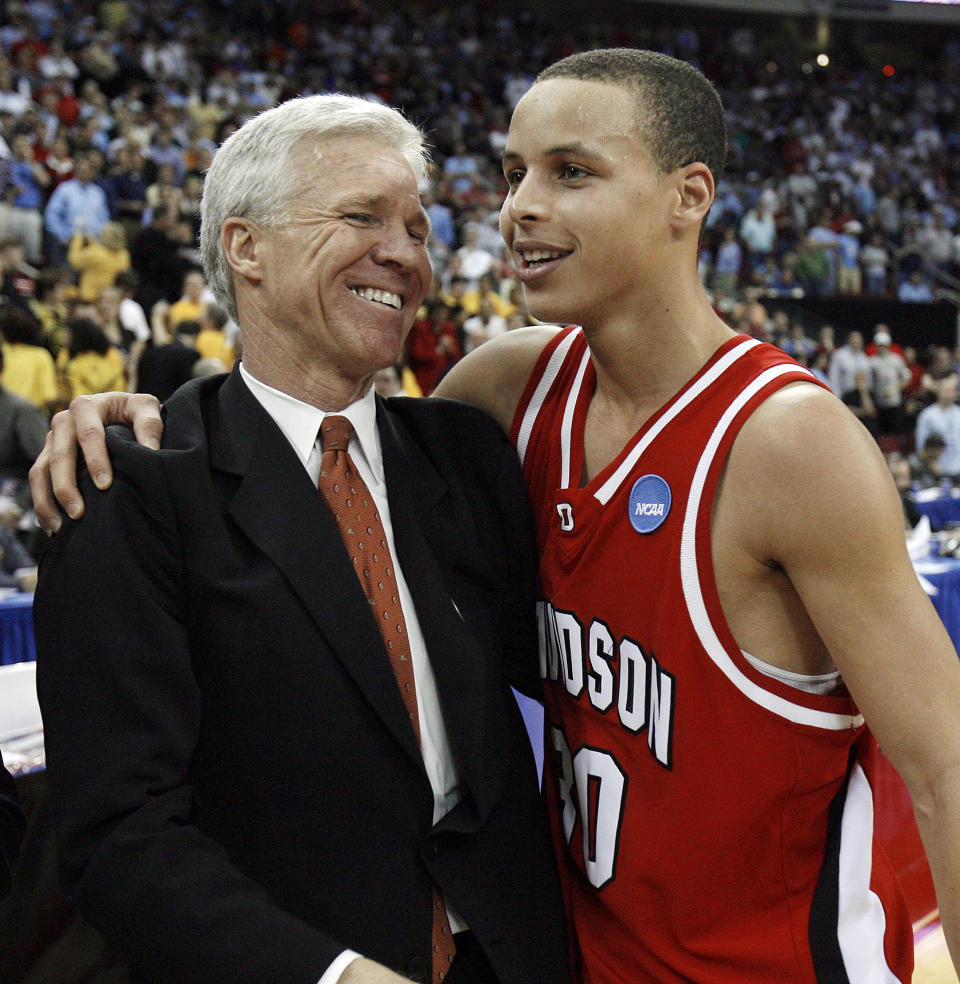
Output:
top-left (33, 436), bottom-right (347, 984)
top-left (0, 758), bottom-right (24, 895)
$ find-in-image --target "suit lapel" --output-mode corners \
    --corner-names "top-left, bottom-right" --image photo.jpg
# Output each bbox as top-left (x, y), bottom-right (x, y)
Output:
top-left (378, 401), bottom-right (502, 824)
top-left (209, 372), bottom-right (423, 766)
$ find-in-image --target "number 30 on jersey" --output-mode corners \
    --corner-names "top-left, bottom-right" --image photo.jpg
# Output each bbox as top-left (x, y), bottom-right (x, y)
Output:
top-left (550, 728), bottom-right (627, 890)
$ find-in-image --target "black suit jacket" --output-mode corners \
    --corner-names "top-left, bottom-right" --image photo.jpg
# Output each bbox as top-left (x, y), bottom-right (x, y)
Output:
top-left (34, 369), bottom-right (569, 984)
top-left (0, 761), bottom-right (24, 896)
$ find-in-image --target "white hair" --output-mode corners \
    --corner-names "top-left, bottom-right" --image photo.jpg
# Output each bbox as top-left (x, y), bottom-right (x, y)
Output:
top-left (199, 93), bottom-right (430, 321)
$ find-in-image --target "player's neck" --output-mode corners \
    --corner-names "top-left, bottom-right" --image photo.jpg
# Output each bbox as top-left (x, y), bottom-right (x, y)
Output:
top-left (586, 302), bottom-right (734, 419)
top-left (579, 306), bottom-right (733, 484)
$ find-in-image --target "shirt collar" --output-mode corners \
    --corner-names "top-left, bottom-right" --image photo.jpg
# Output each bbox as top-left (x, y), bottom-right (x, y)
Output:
top-left (238, 362), bottom-right (383, 485)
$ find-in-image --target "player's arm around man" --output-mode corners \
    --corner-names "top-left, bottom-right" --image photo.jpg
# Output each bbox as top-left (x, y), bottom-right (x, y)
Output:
top-left (718, 379), bottom-right (960, 970)
top-left (29, 329), bottom-right (556, 532)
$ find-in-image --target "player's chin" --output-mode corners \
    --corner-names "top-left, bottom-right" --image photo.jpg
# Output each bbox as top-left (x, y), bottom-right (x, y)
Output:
top-left (524, 289), bottom-right (576, 327)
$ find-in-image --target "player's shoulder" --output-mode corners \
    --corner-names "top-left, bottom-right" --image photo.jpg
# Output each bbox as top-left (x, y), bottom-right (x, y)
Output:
top-left (733, 379), bottom-right (888, 505)
top-left (435, 324), bottom-right (567, 433)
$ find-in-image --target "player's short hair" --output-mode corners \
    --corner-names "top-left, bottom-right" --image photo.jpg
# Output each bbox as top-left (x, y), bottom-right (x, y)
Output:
top-left (535, 48), bottom-right (727, 182)
top-left (200, 93), bottom-right (430, 322)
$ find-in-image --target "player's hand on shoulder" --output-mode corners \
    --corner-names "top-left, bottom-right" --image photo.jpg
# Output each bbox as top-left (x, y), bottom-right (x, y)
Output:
top-left (30, 391), bottom-right (164, 533)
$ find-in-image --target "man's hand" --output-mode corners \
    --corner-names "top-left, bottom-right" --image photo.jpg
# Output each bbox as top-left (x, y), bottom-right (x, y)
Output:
top-left (30, 393), bottom-right (164, 533)
top-left (338, 957), bottom-right (413, 983)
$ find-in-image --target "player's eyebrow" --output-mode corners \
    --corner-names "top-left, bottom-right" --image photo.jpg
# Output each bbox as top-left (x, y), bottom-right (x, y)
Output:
top-left (502, 142), bottom-right (606, 167)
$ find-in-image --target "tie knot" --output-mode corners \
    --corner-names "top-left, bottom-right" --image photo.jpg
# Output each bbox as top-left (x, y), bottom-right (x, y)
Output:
top-left (320, 414), bottom-right (353, 453)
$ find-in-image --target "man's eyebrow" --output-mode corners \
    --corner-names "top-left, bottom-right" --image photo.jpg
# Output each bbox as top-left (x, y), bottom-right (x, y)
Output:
top-left (336, 193), bottom-right (390, 211)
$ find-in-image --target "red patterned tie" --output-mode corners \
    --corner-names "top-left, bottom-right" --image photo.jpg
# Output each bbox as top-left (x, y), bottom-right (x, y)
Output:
top-left (317, 415), bottom-right (456, 982)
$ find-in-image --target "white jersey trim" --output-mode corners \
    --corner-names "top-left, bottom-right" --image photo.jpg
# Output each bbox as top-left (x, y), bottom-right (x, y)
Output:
top-left (837, 763), bottom-right (901, 983)
top-left (680, 362), bottom-right (865, 730)
top-left (516, 327), bottom-right (582, 466)
top-left (594, 338), bottom-right (762, 505)
top-left (560, 349), bottom-right (592, 489)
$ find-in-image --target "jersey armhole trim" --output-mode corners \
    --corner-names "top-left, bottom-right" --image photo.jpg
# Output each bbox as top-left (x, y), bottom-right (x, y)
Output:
top-left (512, 326), bottom-right (582, 465)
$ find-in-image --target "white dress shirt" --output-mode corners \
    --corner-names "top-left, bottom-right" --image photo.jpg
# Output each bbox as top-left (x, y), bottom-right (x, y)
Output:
top-left (239, 364), bottom-right (465, 982)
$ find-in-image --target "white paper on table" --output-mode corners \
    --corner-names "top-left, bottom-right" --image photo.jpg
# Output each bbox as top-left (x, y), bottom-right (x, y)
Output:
top-left (0, 661), bottom-right (41, 742)
top-left (907, 513), bottom-right (933, 561)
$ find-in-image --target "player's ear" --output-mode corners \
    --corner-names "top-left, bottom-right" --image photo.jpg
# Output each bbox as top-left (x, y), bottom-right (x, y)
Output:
top-left (222, 217), bottom-right (265, 285)
top-left (672, 162), bottom-right (714, 230)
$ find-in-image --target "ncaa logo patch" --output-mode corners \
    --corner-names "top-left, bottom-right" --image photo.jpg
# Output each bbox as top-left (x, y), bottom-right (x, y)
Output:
top-left (628, 474), bottom-right (672, 534)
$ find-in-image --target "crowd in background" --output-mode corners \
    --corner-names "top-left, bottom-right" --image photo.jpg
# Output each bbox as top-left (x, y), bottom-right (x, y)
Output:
top-left (0, 0), bottom-right (958, 555)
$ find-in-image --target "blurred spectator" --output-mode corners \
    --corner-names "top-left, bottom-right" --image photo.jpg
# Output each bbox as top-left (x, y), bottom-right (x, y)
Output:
top-left (136, 317), bottom-right (201, 402)
top-left (130, 203), bottom-right (191, 314)
top-left (917, 209), bottom-right (954, 280)
top-left (406, 299), bottom-right (461, 396)
top-left (454, 226), bottom-right (495, 288)
top-left (710, 227), bottom-right (742, 294)
top-left (897, 269), bottom-right (936, 303)
top-left (780, 319), bottom-right (816, 361)
top-left (112, 141), bottom-right (151, 242)
top-left (195, 302), bottom-right (235, 371)
top-left (168, 269), bottom-right (208, 329)
top-left (828, 330), bottom-right (870, 401)
top-left (0, 306), bottom-right (57, 413)
top-left (910, 433), bottom-right (948, 491)
top-left (146, 127), bottom-right (185, 184)
top-left (921, 345), bottom-right (959, 403)
top-left (443, 139), bottom-right (480, 195)
top-left (97, 282), bottom-right (146, 382)
top-left (113, 271), bottom-right (152, 349)
top-left (860, 231), bottom-right (891, 297)
top-left (836, 221), bottom-right (863, 295)
top-left (461, 272), bottom-right (510, 318)
top-left (37, 36), bottom-right (79, 82)
top-left (463, 296), bottom-right (508, 353)
top-left (67, 220), bottom-right (131, 302)
top-left (373, 364), bottom-right (405, 398)
top-left (738, 203), bottom-right (777, 266)
top-left (0, 239), bottom-right (35, 308)
top-left (901, 344), bottom-right (926, 420)
top-left (869, 329), bottom-right (910, 438)
top-left (58, 316), bottom-right (126, 399)
top-left (885, 452), bottom-right (922, 531)
top-left (42, 152), bottom-right (111, 268)
top-left (916, 377), bottom-right (960, 477)
top-left (28, 268), bottom-right (69, 354)
top-left (422, 187), bottom-right (455, 252)
top-left (143, 162), bottom-right (182, 224)
top-left (0, 520), bottom-right (35, 589)
top-left (0, 341), bottom-right (48, 523)
top-left (0, 132), bottom-right (49, 263)
top-left (841, 369), bottom-right (879, 439)
top-left (797, 211), bottom-right (838, 297)
top-left (809, 346), bottom-right (831, 387)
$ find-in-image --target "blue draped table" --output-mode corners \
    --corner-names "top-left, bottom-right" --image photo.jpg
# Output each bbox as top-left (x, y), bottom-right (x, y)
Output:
top-left (914, 488), bottom-right (960, 529)
top-left (0, 592), bottom-right (35, 666)
top-left (913, 556), bottom-right (960, 653)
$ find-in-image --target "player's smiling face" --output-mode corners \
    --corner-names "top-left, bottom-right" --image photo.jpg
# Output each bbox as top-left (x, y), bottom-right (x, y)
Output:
top-left (500, 78), bottom-right (675, 330)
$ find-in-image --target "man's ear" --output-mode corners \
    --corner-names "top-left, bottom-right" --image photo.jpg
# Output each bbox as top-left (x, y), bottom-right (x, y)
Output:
top-left (221, 217), bottom-right (264, 285)
top-left (672, 162), bottom-right (715, 230)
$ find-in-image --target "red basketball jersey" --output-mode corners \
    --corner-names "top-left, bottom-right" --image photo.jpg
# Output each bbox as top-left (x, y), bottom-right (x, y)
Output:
top-left (511, 328), bottom-right (912, 983)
